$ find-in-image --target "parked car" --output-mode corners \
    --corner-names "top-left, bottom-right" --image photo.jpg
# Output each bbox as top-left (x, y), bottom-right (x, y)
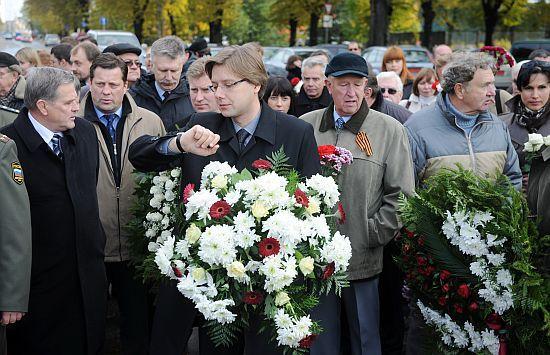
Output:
top-left (264, 47), bottom-right (326, 76)
top-left (362, 45), bottom-right (433, 75)
top-left (511, 39), bottom-right (550, 62)
top-left (314, 44), bottom-right (348, 58)
top-left (86, 30), bottom-right (145, 66)
top-left (3, 32), bottom-right (13, 40)
top-left (20, 35), bottom-right (33, 43)
top-left (44, 33), bottom-right (60, 46)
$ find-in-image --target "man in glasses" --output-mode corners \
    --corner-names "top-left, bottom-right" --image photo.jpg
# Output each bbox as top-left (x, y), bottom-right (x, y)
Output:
top-left (130, 36), bottom-right (194, 130)
top-left (365, 75), bottom-right (411, 124)
top-left (104, 43), bottom-right (143, 88)
top-left (376, 71), bottom-right (403, 104)
top-left (129, 44), bottom-right (320, 355)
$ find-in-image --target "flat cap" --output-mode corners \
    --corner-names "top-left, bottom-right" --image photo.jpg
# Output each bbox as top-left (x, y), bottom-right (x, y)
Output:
top-left (188, 38), bottom-right (208, 53)
top-left (325, 52), bottom-right (369, 78)
top-left (0, 52), bottom-right (19, 68)
top-left (103, 43), bottom-right (142, 56)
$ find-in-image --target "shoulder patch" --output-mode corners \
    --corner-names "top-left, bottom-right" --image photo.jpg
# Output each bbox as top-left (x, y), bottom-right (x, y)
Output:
top-left (11, 161), bottom-right (24, 184)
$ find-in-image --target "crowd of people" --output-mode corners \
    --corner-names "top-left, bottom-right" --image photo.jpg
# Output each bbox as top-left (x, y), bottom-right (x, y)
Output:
top-left (0, 34), bottom-right (549, 355)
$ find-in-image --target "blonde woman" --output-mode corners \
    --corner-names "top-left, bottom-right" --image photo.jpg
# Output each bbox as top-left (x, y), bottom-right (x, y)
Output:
top-left (15, 47), bottom-right (41, 76)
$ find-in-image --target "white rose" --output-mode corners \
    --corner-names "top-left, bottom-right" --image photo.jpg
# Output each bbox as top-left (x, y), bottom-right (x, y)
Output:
top-left (274, 292), bottom-right (291, 306)
top-left (165, 180), bottom-right (175, 190)
top-left (226, 261), bottom-right (246, 279)
top-left (251, 201), bottom-right (269, 219)
top-left (523, 141), bottom-right (535, 152)
top-left (162, 205), bottom-right (171, 215)
top-left (165, 190), bottom-right (176, 202)
top-left (306, 200), bottom-right (320, 215)
top-left (192, 267), bottom-right (206, 282)
top-left (171, 169), bottom-right (180, 178)
top-left (145, 229), bottom-right (156, 238)
top-left (185, 224), bottom-right (201, 244)
top-left (211, 175), bottom-right (228, 190)
top-left (528, 133), bottom-right (544, 145)
top-left (298, 256), bottom-right (315, 275)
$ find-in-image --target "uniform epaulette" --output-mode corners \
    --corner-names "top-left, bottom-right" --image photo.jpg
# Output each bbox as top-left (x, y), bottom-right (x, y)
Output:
top-left (0, 104), bottom-right (20, 114)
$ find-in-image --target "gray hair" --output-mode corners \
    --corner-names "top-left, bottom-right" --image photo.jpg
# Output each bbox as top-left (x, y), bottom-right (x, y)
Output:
top-left (376, 71), bottom-right (403, 92)
top-left (442, 52), bottom-right (496, 94)
top-left (302, 57), bottom-right (326, 74)
top-left (24, 67), bottom-right (80, 110)
top-left (151, 35), bottom-right (186, 61)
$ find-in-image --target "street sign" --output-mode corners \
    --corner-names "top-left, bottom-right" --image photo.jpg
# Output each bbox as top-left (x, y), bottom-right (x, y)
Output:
top-left (322, 15), bottom-right (333, 29)
top-left (99, 17), bottom-right (107, 26)
top-left (325, 3), bottom-right (332, 14)
top-left (81, 21), bottom-right (88, 28)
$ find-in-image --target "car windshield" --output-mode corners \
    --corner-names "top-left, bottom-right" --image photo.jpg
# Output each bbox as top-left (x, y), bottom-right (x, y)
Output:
top-left (263, 48), bottom-right (279, 60)
top-left (97, 34), bottom-right (140, 48)
top-left (404, 50), bottom-right (430, 63)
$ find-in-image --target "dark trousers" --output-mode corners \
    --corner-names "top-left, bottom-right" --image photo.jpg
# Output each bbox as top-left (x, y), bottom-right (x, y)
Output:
top-left (379, 241), bottom-right (405, 355)
top-left (1, 326), bottom-right (6, 355)
top-left (106, 261), bottom-right (150, 355)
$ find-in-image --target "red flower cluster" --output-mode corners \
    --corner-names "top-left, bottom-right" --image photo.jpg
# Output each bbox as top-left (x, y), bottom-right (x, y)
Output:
top-left (258, 237), bottom-right (280, 258)
top-left (210, 200), bottom-right (231, 219)
top-left (318, 145), bottom-right (336, 157)
top-left (183, 183), bottom-right (195, 203)
top-left (480, 46), bottom-right (515, 70)
top-left (290, 77), bottom-right (300, 87)
top-left (337, 202), bottom-right (346, 224)
top-left (322, 262), bottom-right (335, 280)
top-left (252, 159), bottom-right (272, 170)
top-left (299, 334), bottom-right (317, 348)
top-left (243, 291), bottom-right (264, 305)
top-left (294, 189), bottom-right (309, 207)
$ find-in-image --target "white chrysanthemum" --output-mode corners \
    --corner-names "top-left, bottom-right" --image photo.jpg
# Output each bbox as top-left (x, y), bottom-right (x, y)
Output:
top-left (161, 205), bottom-right (172, 215)
top-left (481, 330), bottom-right (500, 355)
top-left (234, 211), bottom-right (255, 233)
top-left (184, 189), bottom-right (219, 221)
top-left (236, 172), bottom-right (291, 209)
top-left (262, 210), bottom-right (303, 254)
top-left (496, 269), bottom-right (512, 287)
top-left (260, 255), bottom-right (297, 292)
top-left (197, 299), bottom-right (236, 324)
top-left (486, 234), bottom-right (506, 247)
top-left (469, 260), bottom-right (487, 277)
top-left (486, 253), bottom-right (505, 266)
top-left (198, 225), bottom-right (237, 266)
top-left (175, 239), bottom-right (190, 259)
top-left (304, 174), bottom-right (340, 208)
top-left (200, 161), bottom-right (238, 188)
top-left (320, 231), bottom-right (352, 272)
top-left (225, 190), bottom-right (241, 205)
top-left (148, 241), bottom-right (159, 252)
top-left (154, 237), bottom-right (175, 278)
top-left (145, 228), bottom-right (156, 238)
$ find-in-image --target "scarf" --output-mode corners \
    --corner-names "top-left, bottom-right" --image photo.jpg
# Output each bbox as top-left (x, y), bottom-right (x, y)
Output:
top-left (516, 100), bottom-right (549, 133)
top-left (0, 77), bottom-right (19, 107)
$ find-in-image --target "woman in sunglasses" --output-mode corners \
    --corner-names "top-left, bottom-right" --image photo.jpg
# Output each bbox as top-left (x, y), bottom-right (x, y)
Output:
top-left (399, 68), bottom-right (437, 113)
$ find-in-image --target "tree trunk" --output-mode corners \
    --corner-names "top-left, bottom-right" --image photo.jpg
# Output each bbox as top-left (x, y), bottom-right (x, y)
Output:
top-left (289, 17), bottom-right (298, 47)
top-left (133, 0), bottom-right (150, 42)
top-left (209, 8), bottom-right (223, 45)
top-left (369, 0), bottom-right (391, 46)
top-left (168, 11), bottom-right (176, 35)
top-left (308, 12), bottom-right (319, 46)
top-left (481, 0), bottom-right (502, 46)
top-left (421, 0), bottom-right (435, 49)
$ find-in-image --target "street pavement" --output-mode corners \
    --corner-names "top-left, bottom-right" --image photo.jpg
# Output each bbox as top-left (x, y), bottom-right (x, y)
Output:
top-left (0, 37), bottom-right (46, 55)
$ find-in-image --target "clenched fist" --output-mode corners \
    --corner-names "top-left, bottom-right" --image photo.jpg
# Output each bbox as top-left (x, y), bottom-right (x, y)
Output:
top-left (169, 125), bottom-right (220, 156)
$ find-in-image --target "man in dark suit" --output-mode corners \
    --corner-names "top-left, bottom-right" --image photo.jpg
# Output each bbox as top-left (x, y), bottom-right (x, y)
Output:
top-left (1, 67), bottom-right (107, 355)
top-left (129, 45), bottom-right (320, 355)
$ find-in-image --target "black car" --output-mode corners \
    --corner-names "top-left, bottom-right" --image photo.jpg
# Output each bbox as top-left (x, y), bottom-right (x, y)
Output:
top-left (511, 39), bottom-right (550, 62)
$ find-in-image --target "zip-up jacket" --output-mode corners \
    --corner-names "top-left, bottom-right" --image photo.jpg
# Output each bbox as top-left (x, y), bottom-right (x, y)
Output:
top-left (405, 92), bottom-right (522, 189)
top-left (80, 93), bottom-right (166, 262)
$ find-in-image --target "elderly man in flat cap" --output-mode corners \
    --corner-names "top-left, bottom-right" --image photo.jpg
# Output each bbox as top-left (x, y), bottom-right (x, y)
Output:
top-left (104, 43), bottom-right (144, 88)
top-left (301, 52), bottom-right (415, 355)
top-left (0, 52), bottom-right (25, 127)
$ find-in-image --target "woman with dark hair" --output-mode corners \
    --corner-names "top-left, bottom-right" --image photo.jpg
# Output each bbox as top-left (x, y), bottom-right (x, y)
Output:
top-left (399, 68), bottom-right (437, 113)
top-left (263, 76), bottom-right (295, 115)
top-left (286, 55), bottom-right (302, 83)
top-left (501, 60), bottom-right (550, 236)
top-left (382, 46), bottom-right (414, 99)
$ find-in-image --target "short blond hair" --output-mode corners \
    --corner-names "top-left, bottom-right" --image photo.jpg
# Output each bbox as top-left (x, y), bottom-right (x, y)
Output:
top-left (15, 47), bottom-right (42, 67)
top-left (187, 57), bottom-right (208, 81)
top-left (205, 45), bottom-right (268, 97)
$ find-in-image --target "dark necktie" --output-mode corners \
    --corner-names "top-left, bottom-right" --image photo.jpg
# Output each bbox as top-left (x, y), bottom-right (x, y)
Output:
top-left (335, 116), bottom-right (345, 131)
top-left (236, 129), bottom-right (250, 152)
top-left (103, 114), bottom-right (117, 143)
top-left (51, 133), bottom-right (63, 158)
top-left (163, 91), bottom-right (171, 101)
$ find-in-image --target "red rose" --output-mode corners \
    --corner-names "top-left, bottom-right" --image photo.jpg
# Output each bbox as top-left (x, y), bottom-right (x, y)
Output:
top-left (485, 313), bottom-right (503, 331)
top-left (252, 159), bottom-right (272, 170)
top-left (417, 236), bottom-right (425, 246)
top-left (337, 202), bottom-right (346, 224)
top-left (468, 302), bottom-right (479, 312)
top-left (404, 228), bottom-right (415, 239)
top-left (298, 334), bottom-right (317, 348)
top-left (453, 303), bottom-right (464, 314)
top-left (457, 284), bottom-right (470, 299)
top-left (439, 270), bottom-right (451, 281)
top-left (172, 266), bottom-right (183, 278)
top-left (318, 145), bottom-right (336, 157)
top-left (322, 262), bottom-right (335, 280)
top-left (183, 183), bottom-right (195, 203)
top-left (426, 266), bottom-right (435, 275)
top-left (243, 291), bottom-right (264, 305)
top-left (258, 237), bottom-right (280, 258)
top-left (294, 189), bottom-right (309, 207)
top-left (438, 296), bottom-right (447, 306)
top-left (209, 200), bottom-right (231, 219)
top-left (416, 255), bottom-right (427, 266)
top-left (441, 283), bottom-right (450, 293)
top-left (290, 77), bottom-right (300, 87)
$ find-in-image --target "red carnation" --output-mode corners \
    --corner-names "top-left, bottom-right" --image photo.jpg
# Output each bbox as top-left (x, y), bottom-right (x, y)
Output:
top-left (337, 202), bottom-right (346, 224)
top-left (298, 334), bottom-right (317, 348)
top-left (290, 77), bottom-right (300, 87)
top-left (438, 296), bottom-right (447, 306)
top-left (416, 255), bottom-right (427, 266)
top-left (468, 302), bottom-right (479, 312)
top-left (243, 291), bottom-right (264, 305)
top-left (252, 159), bottom-right (272, 170)
top-left (258, 237), bottom-right (280, 258)
top-left (294, 189), bottom-right (309, 207)
top-left (453, 303), bottom-right (464, 314)
top-left (318, 145), bottom-right (336, 157)
top-left (172, 266), bottom-right (183, 278)
top-left (404, 228), bottom-right (415, 239)
top-left (431, 80), bottom-right (439, 91)
top-left (322, 262), bottom-right (335, 280)
top-left (439, 270), bottom-right (451, 281)
top-left (183, 183), bottom-right (195, 203)
top-left (209, 200), bottom-right (231, 219)
top-left (457, 284), bottom-right (470, 299)
top-left (485, 313), bottom-right (503, 331)
top-left (441, 283), bottom-right (450, 293)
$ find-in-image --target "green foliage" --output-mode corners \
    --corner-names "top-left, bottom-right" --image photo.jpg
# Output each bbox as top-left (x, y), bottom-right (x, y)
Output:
top-left (206, 316), bottom-right (247, 348)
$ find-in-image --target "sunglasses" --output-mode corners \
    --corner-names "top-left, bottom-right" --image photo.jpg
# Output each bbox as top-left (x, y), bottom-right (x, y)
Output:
top-left (123, 60), bottom-right (141, 68)
top-left (380, 87), bottom-right (398, 95)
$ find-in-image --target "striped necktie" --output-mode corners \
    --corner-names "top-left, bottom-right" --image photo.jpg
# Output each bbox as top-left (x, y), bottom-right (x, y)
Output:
top-left (103, 114), bottom-right (117, 143)
top-left (236, 129), bottom-right (250, 152)
top-left (335, 116), bottom-right (345, 131)
top-left (51, 133), bottom-right (63, 158)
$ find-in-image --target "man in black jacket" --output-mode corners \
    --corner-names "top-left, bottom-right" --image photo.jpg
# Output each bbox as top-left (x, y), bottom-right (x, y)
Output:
top-left (1, 67), bottom-right (107, 354)
top-left (129, 45), bottom-right (320, 355)
top-left (294, 57), bottom-right (332, 117)
top-left (130, 36), bottom-right (193, 131)
top-left (365, 75), bottom-right (412, 124)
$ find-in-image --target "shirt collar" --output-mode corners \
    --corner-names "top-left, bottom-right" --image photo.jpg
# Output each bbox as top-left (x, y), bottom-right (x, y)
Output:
top-left (154, 81), bottom-right (167, 101)
top-left (93, 105), bottom-right (123, 121)
top-left (333, 106), bottom-right (352, 124)
top-left (28, 111), bottom-right (60, 145)
top-left (232, 110), bottom-right (261, 136)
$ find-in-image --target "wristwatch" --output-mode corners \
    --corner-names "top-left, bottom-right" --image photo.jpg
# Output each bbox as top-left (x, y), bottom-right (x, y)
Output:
top-left (175, 132), bottom-right (186, 153)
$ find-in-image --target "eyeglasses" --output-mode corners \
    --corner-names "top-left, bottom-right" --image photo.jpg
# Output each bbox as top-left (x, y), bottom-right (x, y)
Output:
top-left (123, 60), bottom-right (141, 68)
top-left (209, 78), bottom-right (248, 92)
top-left (380, 87), bottom-right (398, 95)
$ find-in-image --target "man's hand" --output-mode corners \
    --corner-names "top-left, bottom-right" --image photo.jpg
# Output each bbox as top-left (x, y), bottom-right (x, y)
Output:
top-left (169, 125), bottom-right (220, 156)
top-left (1, 311), bottom-right (25, 325)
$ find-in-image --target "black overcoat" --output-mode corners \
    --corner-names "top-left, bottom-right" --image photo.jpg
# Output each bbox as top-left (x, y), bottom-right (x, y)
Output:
top-left (1, 109), bottom-right (107, 355)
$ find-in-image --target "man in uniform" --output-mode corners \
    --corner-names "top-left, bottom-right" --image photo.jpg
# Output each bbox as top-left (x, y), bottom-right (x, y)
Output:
top-left (0, 134), bottom-right (32, 355)
top-left (0, 53), bottom-right (25, 126)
